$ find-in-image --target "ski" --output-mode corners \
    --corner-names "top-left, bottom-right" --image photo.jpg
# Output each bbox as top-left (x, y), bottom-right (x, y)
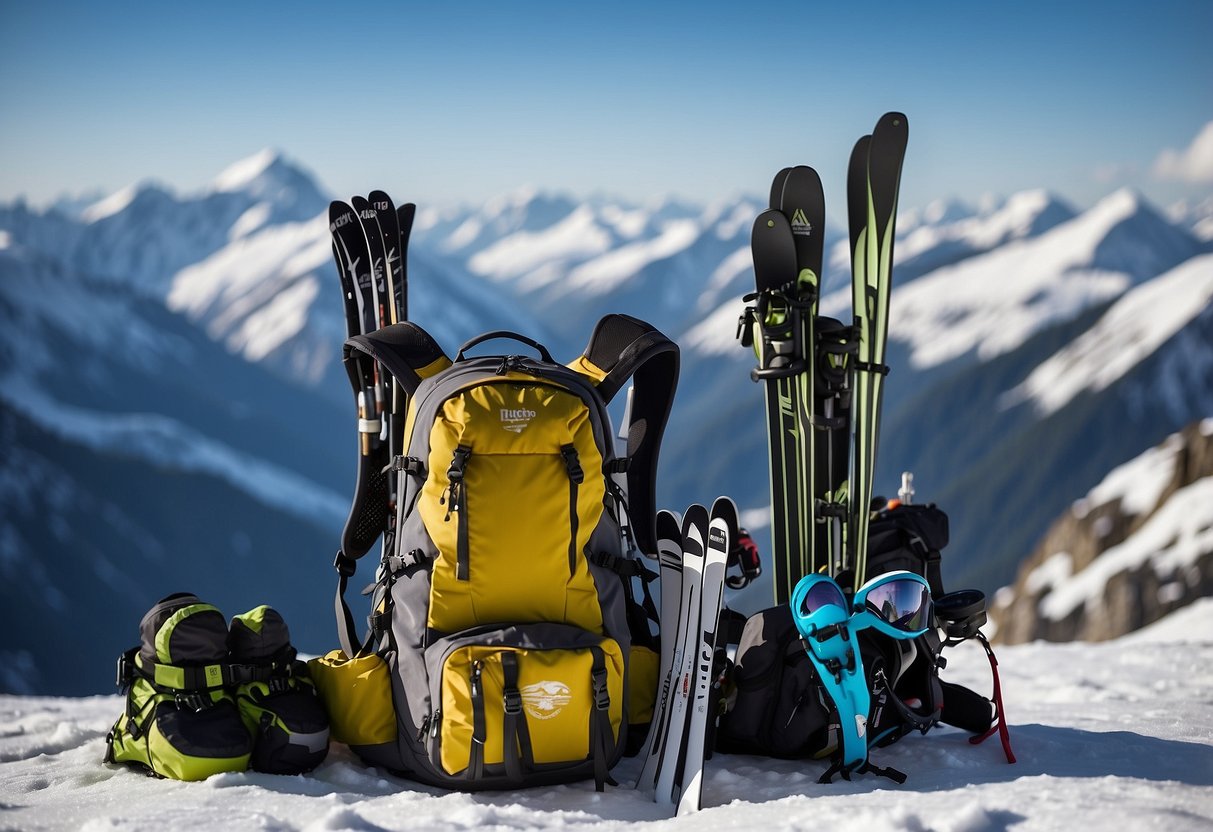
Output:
top-left (654, 504), bottom-right (707, 806)
top-left (847, 113), bottom-right (909, 584)
top-left (328, 199), bottom-right (392, 656)
top-left (774, 167), bottom-right (826, 581)
top-left (675, 497), bottom-right (734, 815)
top-left (636, 510), bottom-right (685, 790)
top-left (742, 206), bottom-right (805, 605)
top-left (351, 196), bottom-right (391, 444)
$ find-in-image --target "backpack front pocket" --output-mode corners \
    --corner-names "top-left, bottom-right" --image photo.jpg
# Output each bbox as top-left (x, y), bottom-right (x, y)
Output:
top-left (420, 381), bottom-right (607, 635)
top-left (423, 626), bottom-right (624, 784)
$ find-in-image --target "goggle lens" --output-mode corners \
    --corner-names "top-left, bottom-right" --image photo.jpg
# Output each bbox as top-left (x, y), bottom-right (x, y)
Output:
top-left (798, 580), bottom-right (847, 617)
top-left (862, 579), bottom-right (932, 632)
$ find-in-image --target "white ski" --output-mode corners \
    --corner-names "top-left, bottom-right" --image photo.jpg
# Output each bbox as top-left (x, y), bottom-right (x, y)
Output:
top-left (675, 496), bottom-right (735, 815)
top-left (636, 509), bottom-right (685, 790)
top-left (654, 504), bottom-right (707, 806)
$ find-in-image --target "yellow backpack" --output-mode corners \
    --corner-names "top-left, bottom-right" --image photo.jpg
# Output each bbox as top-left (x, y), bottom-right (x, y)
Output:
top-left (311, 314), bottom-right (677, 791)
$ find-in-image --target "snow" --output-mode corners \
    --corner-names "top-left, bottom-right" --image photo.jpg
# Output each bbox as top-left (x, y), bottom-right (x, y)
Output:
top-left (562, 220), bottom-right (700, 296)
top-left (682, 293), bottom-right (748, 356)
top-left (81, 186), bottom-right (140, 224)
top-left (229, 202), bottom-right (273, 240)
top-left (3, 601), bottom-right (1212, 830)
top-left (897, 190), bottom-right (1071, 264)
top-left (891, 189), bottom-right (1189, 370)
top-left (0, 376), bottom-right (347, 529)
top-left (696, 246), bottom-right (751, 314)
top-left (1003, 253), bottom-right (1213, 416)
top-left (468, 205), bottom-right (612, 283)
top-left (1037, 475), bottom-right (1213, 622)
top-left (1073, 432), bottom-right (1184, 520)
top-left (167, 214), bottom-right (332, 362)
top-left (211, 149), bottom-right (282, 193)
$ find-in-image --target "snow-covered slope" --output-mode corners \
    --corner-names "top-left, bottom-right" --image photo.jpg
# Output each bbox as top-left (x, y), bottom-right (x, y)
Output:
top-left (73, 150), bottom-right (328, 295)
top-left (822, 190), bottom-right (1074, 287)
top-left (1004, 252), bottom-right (1213, 416)
top-left (2, 600), bottom-right (1210, 830)
top-left (888, 189), bottom-right (1202, 369)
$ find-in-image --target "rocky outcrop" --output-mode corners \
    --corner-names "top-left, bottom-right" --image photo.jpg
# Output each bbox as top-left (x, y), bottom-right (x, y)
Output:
top-left (991, 420), bottom-right (1213, 643)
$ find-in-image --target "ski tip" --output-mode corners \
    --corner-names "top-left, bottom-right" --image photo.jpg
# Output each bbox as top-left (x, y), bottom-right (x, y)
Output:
top-left (849, 134), bottom-right (872, 164)
top-left (709, 495), bottom-right (739, 527)
top-left (752, 207), bottom-right (791, 235)
top-left (786, 164), bottom-right (824, 188)
top-left (769, 167), bottom-right (792, 209)
top-left (656, 510), bottom-right (684, 546)
top-left (681, 503), bottom-right (709, 544)
top-left (878, 111), bottom-right (909, 131)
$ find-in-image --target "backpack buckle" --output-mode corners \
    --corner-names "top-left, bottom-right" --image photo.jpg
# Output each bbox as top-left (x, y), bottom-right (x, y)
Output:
top-left (333, 552), bottom-right (357, 578)
top-left (591, 667), bottom-right (610, 711)
top-left (503, 688), bottom-right (523, 715)
top-left (174, 692), bottom-right (210, 713)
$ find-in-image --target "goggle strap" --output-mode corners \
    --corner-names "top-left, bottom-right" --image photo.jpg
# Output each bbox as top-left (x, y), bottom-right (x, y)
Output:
top-left (968, 632), bottom-right (1016, 764)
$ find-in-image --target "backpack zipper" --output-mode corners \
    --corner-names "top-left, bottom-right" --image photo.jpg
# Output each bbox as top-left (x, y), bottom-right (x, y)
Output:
top-left (440, 445), bottom-right (472, 581)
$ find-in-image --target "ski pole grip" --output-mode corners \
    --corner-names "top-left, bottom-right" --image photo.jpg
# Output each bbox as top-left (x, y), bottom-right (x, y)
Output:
top-left (750, 359), bottom-right (806, 382)
top-left (455, 331), bottom-right (554, 363)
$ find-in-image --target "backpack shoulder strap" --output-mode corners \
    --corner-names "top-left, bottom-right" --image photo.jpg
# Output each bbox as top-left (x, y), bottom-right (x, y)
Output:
top-left (569, 314), bottom-right (679, 556)
top-left (344, 321), bottom-right (452, 396)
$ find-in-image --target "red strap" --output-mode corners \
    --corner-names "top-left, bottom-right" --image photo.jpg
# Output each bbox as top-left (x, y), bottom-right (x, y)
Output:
top-left (969, 632), bottom-right (1016, 763)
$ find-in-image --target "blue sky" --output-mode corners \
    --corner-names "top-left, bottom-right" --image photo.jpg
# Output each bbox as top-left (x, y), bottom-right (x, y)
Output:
top-left (1, 1), bottom-right (1210, 213)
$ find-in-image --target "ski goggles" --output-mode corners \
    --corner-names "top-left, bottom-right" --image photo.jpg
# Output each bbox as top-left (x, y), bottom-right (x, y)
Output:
top-left (791, 570), bottom-right (934, 645)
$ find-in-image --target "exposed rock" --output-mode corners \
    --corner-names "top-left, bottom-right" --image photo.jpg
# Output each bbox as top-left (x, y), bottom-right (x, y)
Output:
top-left (991, 420), bottom-right (1213, 643)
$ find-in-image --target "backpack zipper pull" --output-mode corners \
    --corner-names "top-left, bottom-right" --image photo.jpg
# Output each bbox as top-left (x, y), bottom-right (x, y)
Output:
top-left (470, 661), bottom-right (483, 699)
top-left (442, 446), bottom-right (471, 521)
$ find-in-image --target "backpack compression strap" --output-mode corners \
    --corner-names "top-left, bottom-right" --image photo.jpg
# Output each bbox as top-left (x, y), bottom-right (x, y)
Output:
top-left (569, 314), bottom-right (679, 557)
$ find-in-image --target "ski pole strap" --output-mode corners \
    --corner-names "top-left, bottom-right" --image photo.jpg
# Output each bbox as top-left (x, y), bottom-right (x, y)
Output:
top-left (969, 632), bottom-right (1016, 763)
top-left (724, 528), bottom-right (761, 589)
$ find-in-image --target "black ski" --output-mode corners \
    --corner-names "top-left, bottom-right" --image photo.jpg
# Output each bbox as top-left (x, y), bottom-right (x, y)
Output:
top-left (329, 199), bottom-right (391, 656)
top-left (742, 207), bottom-right (805, 605)
top-left (774, 167), bottom-right (826, 580)
top-left (847, 113), bottom-right (909, 584)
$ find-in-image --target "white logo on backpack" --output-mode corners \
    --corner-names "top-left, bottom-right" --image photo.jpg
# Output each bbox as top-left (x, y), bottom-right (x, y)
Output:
top-left (500, 408), bottom-right (537, 434)
top-left (521, 681), bottom-right (573, 719)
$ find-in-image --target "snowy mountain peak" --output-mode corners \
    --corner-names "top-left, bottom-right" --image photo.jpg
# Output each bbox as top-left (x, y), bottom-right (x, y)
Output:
top-left (80, 185), bottom-right (139, 223)
top-left (206, 150), bottom-right (328, 218)
top-left (900, 197), bottom-right (974, 231)
top-left (1086, 187), bottom-right (1146, 225)
top-left (212, 148), bottom-right (289, 192)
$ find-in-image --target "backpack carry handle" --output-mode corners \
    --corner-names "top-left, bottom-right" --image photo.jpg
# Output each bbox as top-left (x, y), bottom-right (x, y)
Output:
top-left (456, 331), bottom-right (555, 364)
